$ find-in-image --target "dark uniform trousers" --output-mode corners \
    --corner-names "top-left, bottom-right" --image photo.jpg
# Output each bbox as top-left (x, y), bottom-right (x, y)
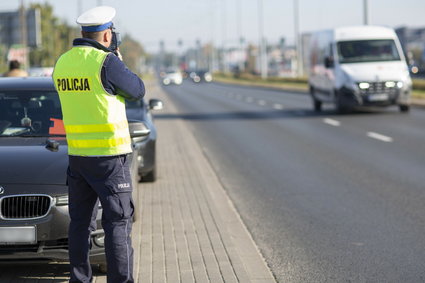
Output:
top-left (67, 154), bottom-right (134, 283)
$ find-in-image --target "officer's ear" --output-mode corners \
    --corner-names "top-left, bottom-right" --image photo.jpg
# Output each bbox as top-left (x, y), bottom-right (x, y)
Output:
top-left (103, 29), bottom-right (112, 47)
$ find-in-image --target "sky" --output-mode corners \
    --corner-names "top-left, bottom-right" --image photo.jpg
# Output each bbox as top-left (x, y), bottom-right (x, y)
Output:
top-left (1, 0), bottom-right (424, 52)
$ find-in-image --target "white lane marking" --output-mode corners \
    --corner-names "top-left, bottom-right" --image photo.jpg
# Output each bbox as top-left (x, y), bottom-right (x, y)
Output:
top-left (323, 118), bottom-right (341, 127)
top-left (235, 94), bottom-right (243, 100)
top-left (246, 97), bottom-right (253, 103)
top-left (273, 103), bottom-right (284, 110)
top-left (258, 100), bottom-right (266, 106)
top-left (367, 132), bottom-right (393, 143)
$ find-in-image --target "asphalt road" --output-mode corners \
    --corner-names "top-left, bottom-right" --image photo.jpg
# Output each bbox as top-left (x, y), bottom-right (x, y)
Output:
top-left (158, 80), bottom-right (425, 282)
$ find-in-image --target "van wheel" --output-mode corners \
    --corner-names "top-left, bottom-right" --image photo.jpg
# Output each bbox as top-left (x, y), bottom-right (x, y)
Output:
top-left (313, 100), bottom-right (322, 112)
top-left (310, 86), bottom-right (322, 112)
top-left (335, 92), bottom-right (348, 114)
top-left (399, 104), bottom-right (410, 112)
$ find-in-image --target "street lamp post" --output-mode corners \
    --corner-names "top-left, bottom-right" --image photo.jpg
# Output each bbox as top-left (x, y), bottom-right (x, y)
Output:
top-left (237, 0), bottom-right (244, 72)
top-left (221, 0), bottom-right (227, 72)
top-left (363, 0), bottom-right (370, 25)
top-left (294, 0), bottom-right (302, 77)
top-left (258, 0), bottom-right (267, 79)
top-left (19, 0), bottom-right (28, 69)
top-left (210, 0), bottom-right (216, 72)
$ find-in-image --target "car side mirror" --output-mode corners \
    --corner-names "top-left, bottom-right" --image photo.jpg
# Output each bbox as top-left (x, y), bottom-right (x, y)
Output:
top-left (324, 56), bottom-right (334, 68)
top-left (128, 120), bottom-right (151, 138)
top-left (149, 99), bottom-right (164, 110)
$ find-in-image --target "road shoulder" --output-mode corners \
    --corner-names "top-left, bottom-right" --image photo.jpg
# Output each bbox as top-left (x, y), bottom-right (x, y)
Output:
top-left (132, 83), bottom-right (276, 283)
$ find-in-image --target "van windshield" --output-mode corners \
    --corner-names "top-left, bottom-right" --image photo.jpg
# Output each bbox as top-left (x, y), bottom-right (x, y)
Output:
top-left (337, 39), bottom-right (401, 64)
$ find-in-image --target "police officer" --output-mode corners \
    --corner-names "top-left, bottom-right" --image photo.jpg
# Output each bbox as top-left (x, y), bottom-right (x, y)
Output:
top-left (53, 6), bottom-right (144, 283)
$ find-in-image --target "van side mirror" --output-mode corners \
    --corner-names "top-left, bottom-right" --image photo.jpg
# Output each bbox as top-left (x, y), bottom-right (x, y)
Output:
top-left (324, 56), bottom-right (334, 68)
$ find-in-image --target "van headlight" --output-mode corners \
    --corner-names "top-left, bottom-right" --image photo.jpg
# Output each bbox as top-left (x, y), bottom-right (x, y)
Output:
top-left (358, 82), bottom-right (370, 89)
top-left (396, 81), bottom-right (404, 89)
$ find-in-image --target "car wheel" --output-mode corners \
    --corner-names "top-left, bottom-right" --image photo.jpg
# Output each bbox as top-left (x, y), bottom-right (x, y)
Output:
top-left (141, 165), bottom-right (156, 182)
top-left (98, 263), bottom-right (107, 273)
top-left (399, 104), bottom-right (410, 113)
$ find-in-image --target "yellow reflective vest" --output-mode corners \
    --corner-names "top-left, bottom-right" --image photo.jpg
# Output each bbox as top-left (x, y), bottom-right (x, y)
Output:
top-left (53, 46), bottom-right (132, 156)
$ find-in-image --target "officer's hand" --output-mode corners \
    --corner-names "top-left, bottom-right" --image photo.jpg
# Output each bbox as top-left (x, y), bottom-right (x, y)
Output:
top-left (115, 48), bottom-right (123, 61)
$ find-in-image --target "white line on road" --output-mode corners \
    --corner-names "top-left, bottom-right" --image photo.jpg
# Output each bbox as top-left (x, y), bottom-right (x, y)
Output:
top-left (323, 118), bottom-right (341, 127)
top-left (246, 97), bottom-right (253, 103)
top-left (367, 132), bottom-right (393, 143)
top-left (235, 94), bottom-right (243, 100)
top-left (273, 103), bottom-right (284, 110)
top-left (258, 100), bottom-right (266, 106)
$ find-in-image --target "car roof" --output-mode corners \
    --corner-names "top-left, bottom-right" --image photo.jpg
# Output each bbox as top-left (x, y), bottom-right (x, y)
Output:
top-left (0, 77), bottom-right (55, 91)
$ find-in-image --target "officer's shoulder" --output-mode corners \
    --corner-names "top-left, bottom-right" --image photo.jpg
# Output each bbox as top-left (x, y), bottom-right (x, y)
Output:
top-left (104, 53), bottom-right (125, 67)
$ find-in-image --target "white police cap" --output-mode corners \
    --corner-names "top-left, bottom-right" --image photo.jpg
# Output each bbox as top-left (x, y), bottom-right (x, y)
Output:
top-left (77, 6), bottom-right (116, 32)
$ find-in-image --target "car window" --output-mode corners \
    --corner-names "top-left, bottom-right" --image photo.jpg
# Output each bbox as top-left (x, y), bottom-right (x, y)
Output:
top-left (0, 91), bottom-right (64, 137)
top-left (126, 99), bottom-right (145, 109)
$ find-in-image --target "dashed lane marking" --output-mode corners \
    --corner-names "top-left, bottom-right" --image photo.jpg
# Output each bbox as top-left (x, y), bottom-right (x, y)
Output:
top-left (246, 97), bottom-right (253, 103)
top-left (273, 103), bottom-right (284, 110)
top-left (367, 132), bottom-right (393, 143)
top-left (323, 118), bottom-right (341, 127)
top-left (258, 100), bottom-right (266, 106)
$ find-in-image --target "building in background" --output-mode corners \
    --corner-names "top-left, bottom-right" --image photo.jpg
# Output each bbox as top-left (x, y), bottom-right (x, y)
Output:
top-left (395, 26), bottom-right (425, 74)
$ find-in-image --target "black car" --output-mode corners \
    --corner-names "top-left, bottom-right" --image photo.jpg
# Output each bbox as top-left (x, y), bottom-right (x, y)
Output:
top-left (126, 97), bottom-right (163, 182)
top-left (0, 77), bottom-right (156, 269)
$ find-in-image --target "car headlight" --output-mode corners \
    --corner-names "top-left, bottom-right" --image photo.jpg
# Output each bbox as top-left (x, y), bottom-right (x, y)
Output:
top-left (56, 195), bottom-right (102, 208)
top-left (56, 195), bottom-right (69, 206)
top-left (204, 73), bottom-right (212, 82)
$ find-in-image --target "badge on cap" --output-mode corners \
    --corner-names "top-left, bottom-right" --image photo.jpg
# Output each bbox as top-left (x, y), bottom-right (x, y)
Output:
top-left (77, 6), bottom-right (116, 32)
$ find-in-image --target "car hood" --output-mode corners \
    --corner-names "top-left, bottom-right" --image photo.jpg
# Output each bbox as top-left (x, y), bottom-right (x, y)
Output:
top-left (0, 137), bottom-right (68, 185)
top-left (340, 61), bottom-right (410, 82)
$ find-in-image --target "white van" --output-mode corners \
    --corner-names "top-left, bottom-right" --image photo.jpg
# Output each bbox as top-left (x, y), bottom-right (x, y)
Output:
top-left (308, 25), bottom-right (411, 112)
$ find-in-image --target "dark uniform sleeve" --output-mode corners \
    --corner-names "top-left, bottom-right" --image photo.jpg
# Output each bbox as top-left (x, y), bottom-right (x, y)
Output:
top-left (101, 53), bottom-right (145, 101)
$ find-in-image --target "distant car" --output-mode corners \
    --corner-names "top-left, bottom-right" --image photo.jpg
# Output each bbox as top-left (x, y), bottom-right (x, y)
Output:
top-left (0, 77), bottom-right (152, 270)
top-left (190, 70), bottom-right (213, 83)
top-left (162, 70), bottom-right (183, 86)
top-left (126, 97), bottom-right (163, 182)
top-left (27, 67), bottom-right (54, 77)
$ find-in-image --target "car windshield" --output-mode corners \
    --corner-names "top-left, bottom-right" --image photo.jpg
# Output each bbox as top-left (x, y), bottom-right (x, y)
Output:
top-left (0, 90), bottom-right (64, 137)
top-left (337, 39), bottom-right (401, 64)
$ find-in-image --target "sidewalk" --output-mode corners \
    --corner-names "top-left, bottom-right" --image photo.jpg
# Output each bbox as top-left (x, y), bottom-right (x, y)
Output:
top-left (127, 83), bottom-right (276, 283)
